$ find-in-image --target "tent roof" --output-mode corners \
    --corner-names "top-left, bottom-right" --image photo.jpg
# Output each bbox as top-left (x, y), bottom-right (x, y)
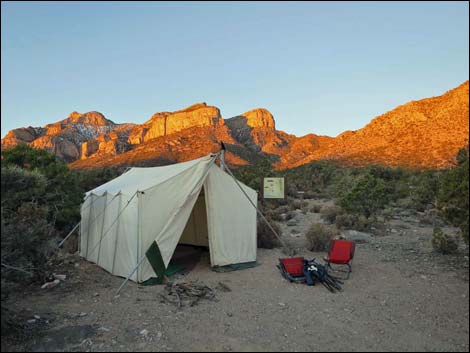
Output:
top-left (86, 154), bottom-right (215, 196)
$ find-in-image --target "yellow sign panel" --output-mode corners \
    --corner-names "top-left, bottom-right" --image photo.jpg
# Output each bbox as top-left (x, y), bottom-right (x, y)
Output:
top-left (263, 177), bottom-right (285, 199)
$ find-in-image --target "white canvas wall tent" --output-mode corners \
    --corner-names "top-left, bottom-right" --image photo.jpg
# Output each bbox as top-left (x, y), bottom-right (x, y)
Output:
top-left (78, 153), bottom-right (259, 288)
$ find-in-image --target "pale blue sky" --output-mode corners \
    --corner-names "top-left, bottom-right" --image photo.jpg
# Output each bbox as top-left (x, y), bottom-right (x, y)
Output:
top-left (1, 1), bottom-right (468, 138)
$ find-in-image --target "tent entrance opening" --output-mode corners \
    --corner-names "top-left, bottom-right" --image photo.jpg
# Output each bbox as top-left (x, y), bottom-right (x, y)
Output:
top-left (179, 187), bottom-right (209, 248)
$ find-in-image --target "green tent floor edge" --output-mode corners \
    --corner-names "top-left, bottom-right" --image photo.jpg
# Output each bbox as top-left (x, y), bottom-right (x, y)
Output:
top-left (211, 261), bottom-right (260, 273)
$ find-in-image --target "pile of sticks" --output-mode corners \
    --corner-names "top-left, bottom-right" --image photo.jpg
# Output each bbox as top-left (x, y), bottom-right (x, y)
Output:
top-left (159, 281), bottom-right (217, 308)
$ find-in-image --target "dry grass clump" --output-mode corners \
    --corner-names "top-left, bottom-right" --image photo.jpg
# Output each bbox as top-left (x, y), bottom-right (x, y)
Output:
top-left (320, 205), bottom-right (343, 224)
top-left (432, 227), bottom-right (459, 254)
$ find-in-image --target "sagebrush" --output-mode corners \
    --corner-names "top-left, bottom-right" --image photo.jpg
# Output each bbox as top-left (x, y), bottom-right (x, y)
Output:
top-left (306, 224), bottom-right (338, 251)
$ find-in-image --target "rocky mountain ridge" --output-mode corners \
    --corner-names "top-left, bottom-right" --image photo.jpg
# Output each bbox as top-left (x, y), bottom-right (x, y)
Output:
top-left (2, 81), bottom-right (468, 170)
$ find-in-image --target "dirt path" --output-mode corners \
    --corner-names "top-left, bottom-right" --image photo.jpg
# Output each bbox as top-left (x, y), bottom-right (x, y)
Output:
top-left (2, 200), bottom-right (469, 352)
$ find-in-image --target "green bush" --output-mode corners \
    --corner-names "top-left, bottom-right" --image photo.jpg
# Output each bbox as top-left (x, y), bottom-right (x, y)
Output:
top-left (257, 218), bottom-right (282, 249)
top-left (320, 205), bottom-right (342, 224)
top-left (432, 227), bottom-right (459, 254)
top-left (305, 224), bottom-right (338, 251)
top-left (409, 172), bottom-right (440, 211)
top-left (437, 147), bottom-right (469, 244)
top-left (2, 145), bottom-right (84, 231)
top-left (338, 173), bottom-right (390, 217)
top-left (1, 166), bottom-right (47, 211)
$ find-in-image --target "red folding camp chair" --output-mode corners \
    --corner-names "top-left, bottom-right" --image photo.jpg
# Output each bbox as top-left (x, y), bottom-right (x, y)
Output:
top-left (277, 257), bottom-right (306, 283)
top-left (323, 239), bottom-right (355, 279)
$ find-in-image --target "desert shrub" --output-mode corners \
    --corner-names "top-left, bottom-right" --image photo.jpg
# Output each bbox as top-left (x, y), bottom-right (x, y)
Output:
top-left (284, 160), bottom-right (343, 198)
top-left (335, 213), bottom-right (356, 229)
top-left (265, 206), bottom-right (295, 222)
top-left (417, 209), bottom-right (445, 226)
top-left (257, 218), bottom-right (282, 249)
top-left (437, 147), bottom-right (469, 244)
top-left (338, 173), bottom-right (390, 217)
top-left (395, 197), bottom-right (415, 210)
top-left (409, 172), bottom-right (440, 211)
top-left (320, 205), bottom-right (342, 224)
top-left (381, 207), bottom-right (395, 220)
top-left (335, 213), bottom-right (372, 231)
top-left (1, 166), bottom-right (47, 210)
top-left (77, 167), bottom-right (121, 192)
top-left (1, 203), bottom-right (57, 284)
top-left (2, 145), bottom-right (84, 231)
top-left (1, 148), bottom-right (85, 305)
top-left (432, 227), bottom-right (459, 254)
top-left (310, 204), bottom-right (322, 213)
top-left (355, 215), bottom-right (372, 231)
top-left (306, 224), bottom-right (338, 251)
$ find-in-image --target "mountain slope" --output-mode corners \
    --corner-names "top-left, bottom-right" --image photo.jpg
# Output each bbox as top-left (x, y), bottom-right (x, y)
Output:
top-left (283, 81), bottom-right (469, 169)
top-left (1, 81), bottom-right (468, 170)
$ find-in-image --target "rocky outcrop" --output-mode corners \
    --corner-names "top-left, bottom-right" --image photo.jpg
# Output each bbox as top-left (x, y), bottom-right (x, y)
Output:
top-left (66, 111), bottom-right (111, 126)
top-left (239, 108), bottom-right (275, 129)
top-left (1, 126), bottom-right (46, 149)
top-left (31, 135), bottom-right (81, 161)
top-left (128, 103), bottom-right (223, 144)
top-left (2, 111), bottom-right (133, 162)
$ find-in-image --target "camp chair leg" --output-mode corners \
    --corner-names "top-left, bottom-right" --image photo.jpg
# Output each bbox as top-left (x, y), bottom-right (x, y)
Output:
top-left (326, 262), bottom-right (352, 280)
top-left (346, 263), bottom-right (352, 280)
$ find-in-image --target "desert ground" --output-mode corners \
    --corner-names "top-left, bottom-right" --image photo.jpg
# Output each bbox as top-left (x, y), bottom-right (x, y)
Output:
top-left (2, 198), bottom-right (469, 352)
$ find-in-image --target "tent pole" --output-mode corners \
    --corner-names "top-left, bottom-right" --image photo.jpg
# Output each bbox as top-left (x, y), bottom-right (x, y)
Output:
top-left (136, 192), bottom-right (141, 283)
top-left (86, 192), bottom-right (138, 259)
top-left (116, 154), bottom-right (219, 295)
top-left (220, 149), bottom-right (225, 172)
top-left (85, 195), bottom-right (95, 258)
top-left (96, 192), bottom-right (108, 265)
top-left (219, 158), bottom-right (293, 254)
top-left (84, 193), bottom-right (120, 258)
top-left (111, 193), bottom-right (123, 274)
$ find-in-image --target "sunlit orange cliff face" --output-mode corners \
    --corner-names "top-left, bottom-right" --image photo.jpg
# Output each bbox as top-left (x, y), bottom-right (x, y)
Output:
top-left (1, 81), bottom-right (468, 170)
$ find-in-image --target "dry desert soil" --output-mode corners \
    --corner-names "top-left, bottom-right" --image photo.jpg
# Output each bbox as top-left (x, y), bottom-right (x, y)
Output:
top-left (2, 199), bottom-right (469, 352)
